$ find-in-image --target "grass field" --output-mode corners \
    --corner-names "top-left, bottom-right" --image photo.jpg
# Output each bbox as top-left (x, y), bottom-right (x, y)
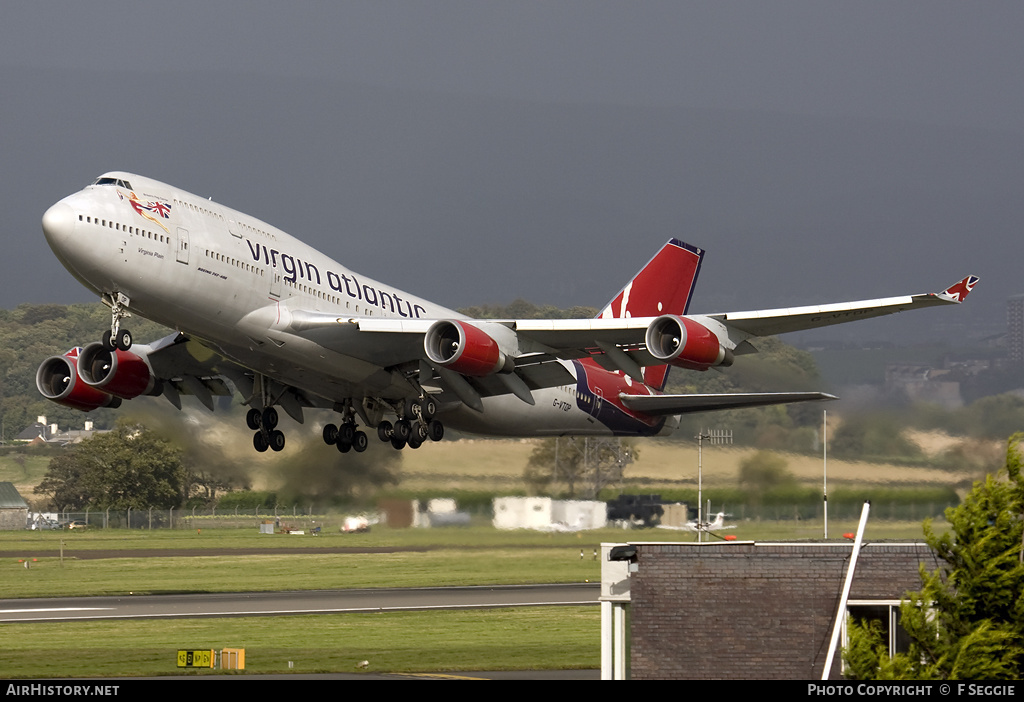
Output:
top-left (1, 607), bottom-right (599, 678)
top-left (1, 434), bottom-right (968, 678)
top-left (396, 436), bottom-right (982, 492)
top-left (4, 433), bottom-right (986, 499)
top-left (0, 519), bottom-right (941, 679)
top-left (0, 533), bottom-right (604, 599)
top-left (0, 520), bottom-right (934, 601)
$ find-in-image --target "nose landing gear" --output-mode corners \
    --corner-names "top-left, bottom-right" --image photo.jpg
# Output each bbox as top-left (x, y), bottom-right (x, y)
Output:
top-left (101, 293), bottom-right (133, 351)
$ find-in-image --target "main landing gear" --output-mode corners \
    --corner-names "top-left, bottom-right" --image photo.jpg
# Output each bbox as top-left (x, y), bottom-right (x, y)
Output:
top-left (322, 420), bottom-right (369, 454)
top-left (248, 407), bottom-right (286, 453)
top-left (321, 397), bottom-right (444, 453)
top-left (374, 398), bottom-right (444, 451)
top-left (245, 396), bottom-right (445, 454)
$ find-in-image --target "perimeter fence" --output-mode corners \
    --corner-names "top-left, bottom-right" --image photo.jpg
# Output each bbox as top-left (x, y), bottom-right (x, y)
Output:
top-left (37, 506), bottom-right (341, 531)
top-left (33, 496), bottom-right (957, 531)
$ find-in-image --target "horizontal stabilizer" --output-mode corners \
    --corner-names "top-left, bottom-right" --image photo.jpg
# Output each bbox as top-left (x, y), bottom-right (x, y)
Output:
top-left (619, 391), bottom-right (836, 416)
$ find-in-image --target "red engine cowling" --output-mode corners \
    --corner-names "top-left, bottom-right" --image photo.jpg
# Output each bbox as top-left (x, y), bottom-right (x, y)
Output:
top-left (77, 343), bottom-right (157, 399)
top-left (645, 315), bottom-right (733, 371)
top-left (424, 320), bottom-right (512, 376)
top-left (36, 350), bottom-right (122, 412)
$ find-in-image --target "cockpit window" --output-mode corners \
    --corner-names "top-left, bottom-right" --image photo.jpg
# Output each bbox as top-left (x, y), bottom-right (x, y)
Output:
top-left (93, 177), bottom-right (133, 190)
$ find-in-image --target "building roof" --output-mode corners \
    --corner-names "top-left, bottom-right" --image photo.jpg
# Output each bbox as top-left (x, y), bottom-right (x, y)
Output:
top-left (15, 423), bottom-right (47, 442)
top-left (0, 483), bottom-right (29, 510)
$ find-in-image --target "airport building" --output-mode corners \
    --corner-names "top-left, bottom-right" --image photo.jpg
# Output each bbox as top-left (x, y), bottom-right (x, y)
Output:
top-left (0, 483), bottom-right (29, 530)
top-left (600, 538), bottom-right (937, 679)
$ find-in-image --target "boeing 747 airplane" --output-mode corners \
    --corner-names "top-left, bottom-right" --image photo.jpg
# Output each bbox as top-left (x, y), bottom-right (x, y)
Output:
top-left (38, 172), bottom-right (978, 453)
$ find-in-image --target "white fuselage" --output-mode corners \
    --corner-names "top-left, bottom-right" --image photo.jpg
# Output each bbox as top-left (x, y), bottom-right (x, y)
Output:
top-left (46, 174), bottom-right (448, 393)
top-left (43, 172), bottom-right (672, 437)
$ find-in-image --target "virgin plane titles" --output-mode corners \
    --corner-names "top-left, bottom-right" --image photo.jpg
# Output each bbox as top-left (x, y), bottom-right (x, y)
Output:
top-left (245, 239), bottom-right (426, 318)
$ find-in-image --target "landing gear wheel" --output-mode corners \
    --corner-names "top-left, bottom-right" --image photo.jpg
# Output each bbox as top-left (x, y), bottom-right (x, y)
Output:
top-left (377, 421), bottom-right (393, 442)
top-left (262, 407), bottom-right (279, 430)
top-left (246, 408), bottom-right (262, 431)
top-left (420, 398), bottom-right (437, 421)
top-left (352, 431), bottom-right (368, 453)
top-left (115, 329), bottom-right (132, 351)
top-left (390, 435), bottom-right (406, 450)
top-left (253, 432), bottom-right (269, 452)
top-left (102, 330), bottom-right (115, 352)
top-left (412, 421), bottom-right (428, 443)
top-left (394, 419), bottom-right (412, 442)
top-left (407, 437), bottom-right (422, 450)
top-left (269, 430), bottom-right (286, 452)
top-left (337, 439), bottom-right (352, 453)
top-left (338, 422), bottom-right (356, 444)
top-left (323, 423), bottom-right (338, 445)
top-left (427, 420), bottom-right (444, 442)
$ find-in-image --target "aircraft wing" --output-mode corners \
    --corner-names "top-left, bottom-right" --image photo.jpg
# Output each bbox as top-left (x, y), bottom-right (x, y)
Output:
top-left (286, 275), bottom-right (978, 375)
top-left (125, 333), bottom-right (237, 411)
top-left (144, 334), bottom-right (331, 422)
top-left (617, 391), bottom-right (836, 416)
top-left (704, 274), bottom-right (979, 343)
top-left (296, 315), bottom-right (651, 355)
top-left (38, 331), bottom-right (242, 416)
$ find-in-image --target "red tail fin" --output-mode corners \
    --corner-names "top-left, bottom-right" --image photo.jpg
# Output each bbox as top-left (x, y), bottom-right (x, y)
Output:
top-left (598, 239), bottom-right (704, 391)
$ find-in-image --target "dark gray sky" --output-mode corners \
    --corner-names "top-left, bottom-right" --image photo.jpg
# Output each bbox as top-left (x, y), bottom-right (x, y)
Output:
top-left (3, 2), bottom-right (1022, 342)
top-left (6, 2), bottom-right (1023, 130)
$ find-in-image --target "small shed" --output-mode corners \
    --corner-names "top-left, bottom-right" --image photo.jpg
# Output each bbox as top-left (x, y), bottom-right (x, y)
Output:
top-left (0, 483), bottom-right (30, 530)
top-left (493, 496), bottom-right (607, 531)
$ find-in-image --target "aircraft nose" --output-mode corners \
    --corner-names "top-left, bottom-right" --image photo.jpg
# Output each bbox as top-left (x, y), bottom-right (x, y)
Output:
top-left (42, 201), bottom-right (76, 247)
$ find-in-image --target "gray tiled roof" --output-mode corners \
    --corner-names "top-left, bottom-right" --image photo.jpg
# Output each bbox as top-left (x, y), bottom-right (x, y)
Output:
top-left (0, 482), bottom-right (29, 509)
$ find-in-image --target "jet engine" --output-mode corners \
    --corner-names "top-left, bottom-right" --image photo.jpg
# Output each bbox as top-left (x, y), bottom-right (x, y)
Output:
top-left (424, 320), bottom-right (516, 376)
top-left (645, 315), bottom-right (734, 371)
top-left (36, 350), bottom-right (122, 412)
top-left (77, 343), bottom-right (158, 399)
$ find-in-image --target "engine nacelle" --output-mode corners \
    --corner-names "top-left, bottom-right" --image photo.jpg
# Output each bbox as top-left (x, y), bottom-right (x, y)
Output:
top-left (77, 343), bottom-right (158, 399)
top-left (36, 350), bottom-right (122, 412)
top-left (645, 315), bottom-right (734, 371)
top-left (424, 320), bottom-right (515, 376)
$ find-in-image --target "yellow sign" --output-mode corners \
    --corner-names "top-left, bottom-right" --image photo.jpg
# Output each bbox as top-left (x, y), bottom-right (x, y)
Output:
top-left (221, 648), bottom-right (245, 670)
top-left (176, 649), bottom-right (214, 668)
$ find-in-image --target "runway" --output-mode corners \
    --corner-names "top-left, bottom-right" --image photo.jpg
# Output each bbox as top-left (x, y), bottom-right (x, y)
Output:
top-left (0, 583), bottom-right (599, 623)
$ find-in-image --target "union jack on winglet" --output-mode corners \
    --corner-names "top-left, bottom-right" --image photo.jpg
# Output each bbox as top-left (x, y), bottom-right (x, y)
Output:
top-left (939, 275), bottom-right (980, 303)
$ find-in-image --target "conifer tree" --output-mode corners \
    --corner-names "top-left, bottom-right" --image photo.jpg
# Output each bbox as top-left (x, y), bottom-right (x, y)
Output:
top-left (844, 434), bottom-right (1024, 679)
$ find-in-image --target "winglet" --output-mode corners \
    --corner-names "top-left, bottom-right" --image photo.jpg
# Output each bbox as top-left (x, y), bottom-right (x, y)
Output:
top-left (938, 275), bottom-right (980, 303)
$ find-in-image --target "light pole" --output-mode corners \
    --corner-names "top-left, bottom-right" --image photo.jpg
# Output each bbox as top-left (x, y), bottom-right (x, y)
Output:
top-left (696, 428), bottom-right (731, 542)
